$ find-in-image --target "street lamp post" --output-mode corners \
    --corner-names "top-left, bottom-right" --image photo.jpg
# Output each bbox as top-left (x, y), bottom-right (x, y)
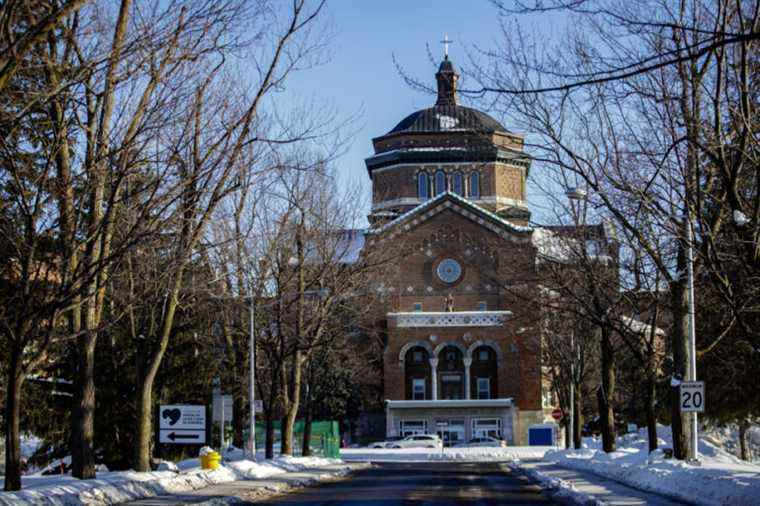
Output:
top-left (566, 187), bottom-right (587, 450)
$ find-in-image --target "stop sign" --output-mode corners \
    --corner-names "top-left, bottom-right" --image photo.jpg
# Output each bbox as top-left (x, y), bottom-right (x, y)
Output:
top-left (551, 408), bottom-right (563, 421)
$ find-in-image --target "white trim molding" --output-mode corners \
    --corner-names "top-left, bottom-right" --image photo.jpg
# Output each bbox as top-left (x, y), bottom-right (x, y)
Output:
top-left (388, 310), bottom-right (512, 328)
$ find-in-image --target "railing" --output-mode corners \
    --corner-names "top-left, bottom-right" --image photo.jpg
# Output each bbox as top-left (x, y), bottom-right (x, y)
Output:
top-left (388, 311), bottom-right (511, 328)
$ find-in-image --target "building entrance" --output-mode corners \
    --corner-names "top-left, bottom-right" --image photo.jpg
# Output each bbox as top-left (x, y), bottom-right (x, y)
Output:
top-left (435, 419), bottom-right (465, 446)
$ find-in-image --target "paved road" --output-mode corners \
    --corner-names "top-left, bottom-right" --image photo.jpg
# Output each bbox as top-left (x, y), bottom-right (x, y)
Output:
top-left (254, 462), bottom-right (556, 505)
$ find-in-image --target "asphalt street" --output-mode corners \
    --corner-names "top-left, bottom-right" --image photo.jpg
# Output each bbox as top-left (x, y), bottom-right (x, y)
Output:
top-left (253, 462), bottom-right (557, 505)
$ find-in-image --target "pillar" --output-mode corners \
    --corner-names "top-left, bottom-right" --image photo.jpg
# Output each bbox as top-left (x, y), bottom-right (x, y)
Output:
top-left (430, 358), bottom-right (438, 400)
top-left (463, 357), bottom-right (472, 399)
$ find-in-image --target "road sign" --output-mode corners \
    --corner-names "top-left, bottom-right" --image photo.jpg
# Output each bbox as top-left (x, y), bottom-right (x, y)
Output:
top-left (159, 405), bottom-right (206, 444)
top-left (679, 381), bottom-right (705, 413)
top-left (436, 421), bottom-right (449, 428)
top-left (159, 429), bottom-right (206, 444)
top-left (551, 408), bottom-right (563, 421)
top-left (253, 400), bottom-right (263, 413)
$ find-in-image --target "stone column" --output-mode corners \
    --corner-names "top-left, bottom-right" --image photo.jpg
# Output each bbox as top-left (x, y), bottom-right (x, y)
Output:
top-left (463, 358), bottom-right (472, 399)
top-left (430, 358), bottom-right (438, 400)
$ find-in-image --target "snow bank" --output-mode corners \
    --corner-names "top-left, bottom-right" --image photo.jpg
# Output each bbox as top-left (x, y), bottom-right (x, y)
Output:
top-left (542, 426), bottom-right (760, 506)
top-left (0, 455), bottom-right (349, 505)
top-left (341, 446), bottom-right (553, 462)
top-left (703, 425), bottom-right (760, 464)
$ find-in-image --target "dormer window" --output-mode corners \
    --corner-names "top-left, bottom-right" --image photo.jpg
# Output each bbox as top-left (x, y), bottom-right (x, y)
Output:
top-left (469, 172), bottom-right (480, 198)
top-left (452, 172), bottom-right (463, 195)
top-left (435, 170), bottom-right (446, 195)
top-left (417, 172), bottom-right (430, 199)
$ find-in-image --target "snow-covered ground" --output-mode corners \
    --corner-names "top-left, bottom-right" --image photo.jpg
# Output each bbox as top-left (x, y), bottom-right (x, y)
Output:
top-left (0, 449), bottom-right (349, 506)
top-left (536, 426), bottom-right (760, 506)
top-left (703, 425), bottom-right (760, 464)
top-left (341, 445), bottom-right (554, 462)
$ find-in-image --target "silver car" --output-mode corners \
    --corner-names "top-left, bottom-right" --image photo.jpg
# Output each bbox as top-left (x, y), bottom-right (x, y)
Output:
top-left (387, 434), bottom-right (443, 449)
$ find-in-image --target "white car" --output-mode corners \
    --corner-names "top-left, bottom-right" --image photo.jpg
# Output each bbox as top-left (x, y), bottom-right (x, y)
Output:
top-left (368, 437), bottom-right (403, 449)
top-left (387, 434), bottom-right (443, 449)
top-left (453, 436), bottom-right (507, 448)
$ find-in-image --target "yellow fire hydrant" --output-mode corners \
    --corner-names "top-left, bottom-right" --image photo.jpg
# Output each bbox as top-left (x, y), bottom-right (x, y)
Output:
top-left (200, 450), bottom-right (221, 470)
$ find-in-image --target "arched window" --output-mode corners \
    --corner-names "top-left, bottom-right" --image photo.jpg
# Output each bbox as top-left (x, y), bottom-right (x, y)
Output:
top-left (468, 172), bottom-right (480, 198)
top-left (417, 172), bottom-right (430, 199)
top-left (435, 170), bottom-right (446, 195)
top-left (438, 345), bottom-right (464, 399)
top-left (405, 346), bottom-right (430, 400)
top-left (471, 345), bottom-right (497, 399)
top-left (451, 172), bottom-right (463, 195)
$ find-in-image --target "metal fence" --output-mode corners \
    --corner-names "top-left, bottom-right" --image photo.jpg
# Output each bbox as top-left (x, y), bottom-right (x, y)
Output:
top-left (247, 420), bottom-right (340, 458)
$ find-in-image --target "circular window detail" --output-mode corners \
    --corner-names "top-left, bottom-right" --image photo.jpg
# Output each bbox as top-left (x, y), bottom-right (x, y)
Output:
top-left (436, 258), bottom-right (463, 284)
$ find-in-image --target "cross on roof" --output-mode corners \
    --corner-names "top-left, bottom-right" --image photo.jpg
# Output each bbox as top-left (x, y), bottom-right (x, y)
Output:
top-left (440, 34), bottom-right (453, 58)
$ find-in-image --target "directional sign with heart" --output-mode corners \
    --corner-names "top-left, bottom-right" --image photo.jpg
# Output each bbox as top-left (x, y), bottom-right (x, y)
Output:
top-left (159, 405), bottom-right (206, 445)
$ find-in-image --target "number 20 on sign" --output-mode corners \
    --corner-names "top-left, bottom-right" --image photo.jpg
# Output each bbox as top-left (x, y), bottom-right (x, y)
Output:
top-left (680, 381), bottom-right (705, 413)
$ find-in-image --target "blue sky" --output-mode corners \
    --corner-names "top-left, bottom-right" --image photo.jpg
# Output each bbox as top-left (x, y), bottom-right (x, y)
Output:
top-left (284, 0), bottom-right (552, 221)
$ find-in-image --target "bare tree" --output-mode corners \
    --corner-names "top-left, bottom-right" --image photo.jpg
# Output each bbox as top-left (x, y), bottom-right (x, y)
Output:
top-left (128, 0), bottom-right (331, 472)
top-left (464, 0), bottom-right (759, 459)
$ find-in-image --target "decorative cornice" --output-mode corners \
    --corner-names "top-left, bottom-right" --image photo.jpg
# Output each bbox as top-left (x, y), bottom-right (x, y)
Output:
top-left (387, 310), bottom-right (512, 328)
top-left (365, 147), bottom-right (531, 174)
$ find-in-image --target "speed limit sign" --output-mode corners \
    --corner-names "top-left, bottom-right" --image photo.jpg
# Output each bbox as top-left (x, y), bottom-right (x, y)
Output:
top-left (679, 381), bottom-right (705, 413)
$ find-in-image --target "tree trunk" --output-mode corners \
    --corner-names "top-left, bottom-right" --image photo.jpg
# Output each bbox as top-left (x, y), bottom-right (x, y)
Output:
top-left (646, 373), bottom-right (658, 453)
top-left (133, 375), bottom-right (154, 472)
top-left (232, 345), bottom-right (246, 449)
top-left (564, 418), bottom-right (571, 449)
top-left (3, 364), bottom-right (23, 491)
top-left (71, 331), bottom-right (97, 479)
top-left (670, 269), bottom-right (690, 460)
top-left (281, 351), bottom-right (303, 456)
top-left (573, 384), bottom-right (582, 449)
top-left (232, 392), bottom-right (245, 449)
top-left (739, 419), bottom-right (751, 461)
top-left (265, 415), bottom-right (274, 459)
top-left (302, 403), bottom-right (313, 457)
top-left (598, 327), bottom-right (616, 453)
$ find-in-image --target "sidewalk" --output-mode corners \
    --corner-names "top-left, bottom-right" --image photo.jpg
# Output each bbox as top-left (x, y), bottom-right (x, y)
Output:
top-left (517, 460), bottom-right (689, 505)
top-left (121, 462), bottom-right (369, 505)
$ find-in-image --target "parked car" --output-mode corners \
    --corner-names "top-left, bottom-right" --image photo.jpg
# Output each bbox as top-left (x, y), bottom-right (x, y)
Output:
top-left (453, 436), bottom-right (507, 448)
top-left (387, 434), bottom-right (443, 449)
top-left (368, 436), bottom-right (404, 449)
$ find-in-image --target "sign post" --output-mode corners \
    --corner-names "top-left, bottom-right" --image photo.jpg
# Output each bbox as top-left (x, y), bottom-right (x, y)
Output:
top-left (436, 421), bottom-right (448, 455)
top-left (159, 405), bottom-right (207, 445)
top-left (213, 394), bottom-right (233, 450)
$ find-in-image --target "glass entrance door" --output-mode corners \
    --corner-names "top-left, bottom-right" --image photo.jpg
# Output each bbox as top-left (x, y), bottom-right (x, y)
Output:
top-left (436, 419), bottom-right (465, 446)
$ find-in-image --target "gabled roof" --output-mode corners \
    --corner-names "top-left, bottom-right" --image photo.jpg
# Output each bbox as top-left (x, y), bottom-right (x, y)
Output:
top-left (366, 191), bottom-right (533, 240)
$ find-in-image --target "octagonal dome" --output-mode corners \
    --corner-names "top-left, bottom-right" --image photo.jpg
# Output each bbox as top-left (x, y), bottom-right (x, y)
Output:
top-left (388, 104), bottom-right (508, 135)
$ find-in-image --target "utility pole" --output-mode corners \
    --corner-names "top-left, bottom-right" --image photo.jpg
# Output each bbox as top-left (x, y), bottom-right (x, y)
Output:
top-left (249, 290), bottom-right (256, 460)
top-left (686, 223), bottom-right (699, 461)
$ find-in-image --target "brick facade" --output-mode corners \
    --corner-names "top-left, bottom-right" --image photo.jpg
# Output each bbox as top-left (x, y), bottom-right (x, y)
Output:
top-left (360, 56), bottom-right (552, 445)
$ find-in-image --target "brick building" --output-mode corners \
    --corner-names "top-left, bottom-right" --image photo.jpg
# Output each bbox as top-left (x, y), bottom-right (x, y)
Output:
top-left (360, 55), bottom-right (557, 446)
